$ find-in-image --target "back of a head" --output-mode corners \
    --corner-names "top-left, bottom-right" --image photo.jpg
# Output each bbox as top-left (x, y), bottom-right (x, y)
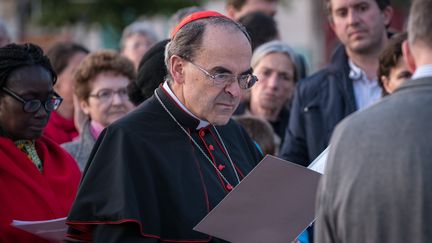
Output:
top-left (128, 39), bottom-right (169, 105)
top-left (407, 0), bottom-right (432, 48)
top-left (0, 43), bottom-right (56, 87)
top-left (120, 21), bottom-right (159, 51)
top-left (46, 42), bottom-right (89, 75)
top-left (226, 0), bottom-right (247, 11)
top-left (234, 115), bottom-right (276, 155)
top-left (238, 11), bottom-right (279, 51)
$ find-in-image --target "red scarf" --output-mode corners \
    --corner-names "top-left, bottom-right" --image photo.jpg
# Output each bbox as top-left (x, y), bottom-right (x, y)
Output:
top-left (44, 111), bottom-right (79, 144)
top-left (0, 136), bottom-right (81, 242)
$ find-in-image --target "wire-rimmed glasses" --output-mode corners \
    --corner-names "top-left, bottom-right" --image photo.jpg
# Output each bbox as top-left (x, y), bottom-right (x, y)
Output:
top-left (187, 60), bottom-right (258, 90)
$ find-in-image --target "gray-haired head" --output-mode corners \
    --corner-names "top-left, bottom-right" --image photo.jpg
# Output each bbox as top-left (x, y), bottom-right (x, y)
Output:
top-left (0, 19), bottom-right (11, 48)
top-left (251, 40), bottom-right (300, 82)
top-left (407, 0), bottom-right (432, 48)
top-left (120, 20), bottom-right (159, 50)
top-left (164, 15), bottom-right (251, 83)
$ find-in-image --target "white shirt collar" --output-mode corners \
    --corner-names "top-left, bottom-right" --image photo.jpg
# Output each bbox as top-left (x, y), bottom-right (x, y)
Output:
top-left (162, 82), bottom-right (209, 130)
top-left (411, 64), bottom-right (432, 80)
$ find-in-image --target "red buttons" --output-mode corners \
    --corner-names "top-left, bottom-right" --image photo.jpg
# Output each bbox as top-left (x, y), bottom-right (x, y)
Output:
top-left (218, 164), bottom-right (225, 171)
top-left (226, 184), bottom-right (233, 191)
top-left (199, 130), bottom-right (205, 137)
top-left (209, 144), bottom-right (214, 151)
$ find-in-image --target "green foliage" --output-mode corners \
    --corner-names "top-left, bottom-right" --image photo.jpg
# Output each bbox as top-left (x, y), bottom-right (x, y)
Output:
top-left (39, 0), bottom-right (203, 30)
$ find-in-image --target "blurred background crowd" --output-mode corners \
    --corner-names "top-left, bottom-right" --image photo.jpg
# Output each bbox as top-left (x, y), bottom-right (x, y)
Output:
top-left (0, 0), bottom-right (409, 72)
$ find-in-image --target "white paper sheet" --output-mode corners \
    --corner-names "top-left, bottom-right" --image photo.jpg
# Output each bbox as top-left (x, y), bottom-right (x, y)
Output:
top-left (307, 146), bottom-right (329, 174)
top-left (11, 217), bottom-right (67, 241)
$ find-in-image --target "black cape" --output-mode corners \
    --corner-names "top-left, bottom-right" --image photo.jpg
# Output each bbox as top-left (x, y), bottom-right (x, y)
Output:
top-left (66, 86), bottom-right (263, 242)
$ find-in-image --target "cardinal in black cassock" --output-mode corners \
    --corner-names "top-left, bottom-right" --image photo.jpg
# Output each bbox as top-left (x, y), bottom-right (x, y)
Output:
top-left (66, 83), bottom-right (263, 242)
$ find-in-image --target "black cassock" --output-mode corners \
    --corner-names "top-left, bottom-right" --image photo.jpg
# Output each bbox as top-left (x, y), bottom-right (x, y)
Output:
top-left (66, 86), bottom-right (263, 242)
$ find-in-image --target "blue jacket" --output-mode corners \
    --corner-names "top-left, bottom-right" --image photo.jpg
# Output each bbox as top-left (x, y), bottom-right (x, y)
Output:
top-left (279, 46), bottom-right (357, 166)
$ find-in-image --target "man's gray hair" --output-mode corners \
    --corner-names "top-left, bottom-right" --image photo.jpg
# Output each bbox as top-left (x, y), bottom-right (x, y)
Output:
top-left (164, 16), bottom-right (251, 83)
top-left (251, 40), bottom-right (299, 82)
top-left (407, 0), bottom-right (432, 47)
top-left (120, 20), bottom-right (159, 50)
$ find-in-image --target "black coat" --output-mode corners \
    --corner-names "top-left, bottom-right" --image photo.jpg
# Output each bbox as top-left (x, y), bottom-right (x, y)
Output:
top-left (279, 46), bottom-right (357, 166)
top-left (66, 86), bottom-right (263, 242)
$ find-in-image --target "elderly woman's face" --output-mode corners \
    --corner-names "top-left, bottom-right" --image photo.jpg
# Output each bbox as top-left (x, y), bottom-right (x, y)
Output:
top-left (80, 72), bottom-right (135, 127)
top-left (0, 65), bottom-right (54, 140)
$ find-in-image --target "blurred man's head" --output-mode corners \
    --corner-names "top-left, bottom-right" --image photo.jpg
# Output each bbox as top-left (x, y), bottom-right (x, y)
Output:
top-left (120, 21), bottom-right (159, 70)
top-left (168, 6), bottom-right (205, 36)
top-left (326, 0), bottom-right (393, 57)
top-left (226, 0), bottom-right (278, 20)
top-left (402, 0), bottom-right (432, 73)
top-left (166, 11), bottom-right (257, 125)
top-left (238, 11), bottom-right (279, 50)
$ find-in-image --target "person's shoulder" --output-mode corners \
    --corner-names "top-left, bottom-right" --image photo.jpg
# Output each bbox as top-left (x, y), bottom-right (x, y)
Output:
top-left (110, 99), bottom-right (162, 130)
top-left (298, 44), bottom-right (348, 90)
top-left (61, 139), bottom-right (80, 152)
top-left (332, 96), bottom-right (394, 137)
top-left (294, 66), bottom-right (335, 103)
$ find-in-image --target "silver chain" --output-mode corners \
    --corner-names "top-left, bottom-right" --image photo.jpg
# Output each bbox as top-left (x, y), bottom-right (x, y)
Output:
top-left (155, 91), bottom-right (241, 188)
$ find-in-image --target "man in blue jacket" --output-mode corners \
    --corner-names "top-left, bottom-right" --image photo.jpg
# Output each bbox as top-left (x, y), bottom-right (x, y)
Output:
top-left (280, 0), bottom-right (394, 166)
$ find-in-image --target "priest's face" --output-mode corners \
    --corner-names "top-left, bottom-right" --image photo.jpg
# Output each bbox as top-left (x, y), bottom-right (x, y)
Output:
top-left (175, 24), bottom-right (253, 125)
top-left (81, 72), bottom-right (135, 127)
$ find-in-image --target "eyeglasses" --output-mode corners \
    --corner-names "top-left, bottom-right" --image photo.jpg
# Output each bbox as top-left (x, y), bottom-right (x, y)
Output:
top-left (2, 87), bottom-right (63, 113)
top-left (89, 88), bottom-right (129, 102)
top-left (187, 60), bottom-right (258, 90)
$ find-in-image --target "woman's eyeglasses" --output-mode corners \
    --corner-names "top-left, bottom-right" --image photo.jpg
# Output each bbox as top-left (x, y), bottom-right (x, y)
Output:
top-left (2, 87), bottom-right (63, 113)
top-left (88, 88), bottom-right (129, 103)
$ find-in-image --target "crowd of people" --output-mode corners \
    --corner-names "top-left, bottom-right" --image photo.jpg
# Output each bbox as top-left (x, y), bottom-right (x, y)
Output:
top-left (0, 0), bottom-right (431, 242)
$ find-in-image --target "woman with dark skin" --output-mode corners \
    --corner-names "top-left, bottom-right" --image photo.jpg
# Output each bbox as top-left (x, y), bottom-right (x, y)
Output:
top-left (0, 43), bottom-right (81, 242)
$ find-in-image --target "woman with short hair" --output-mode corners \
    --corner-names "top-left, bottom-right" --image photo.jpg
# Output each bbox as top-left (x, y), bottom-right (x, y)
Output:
top-left (62, 50), bottom-right (136, 170)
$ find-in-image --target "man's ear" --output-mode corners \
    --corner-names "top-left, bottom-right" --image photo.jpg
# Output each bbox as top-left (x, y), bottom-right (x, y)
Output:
top-left (382, 6), bottom-right (393, 27)
top-left (170, 55), bottom-right (186, 84)
top-left (402, 40), bottom-right (416, 73)
top-left (329, 18), bottom-right (336, 33)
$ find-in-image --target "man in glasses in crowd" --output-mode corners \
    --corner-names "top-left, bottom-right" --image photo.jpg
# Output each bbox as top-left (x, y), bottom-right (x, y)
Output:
top-left (67, 11), bottom-right (263, 242)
